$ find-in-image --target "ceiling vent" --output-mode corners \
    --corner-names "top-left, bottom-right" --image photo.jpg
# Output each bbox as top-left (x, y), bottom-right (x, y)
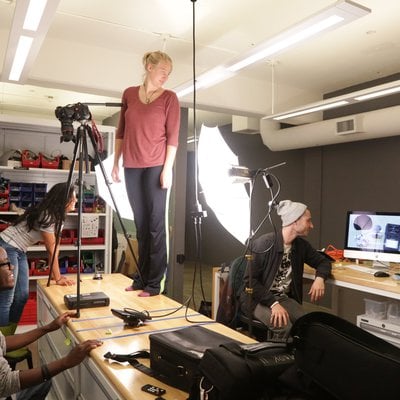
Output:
top-left (336, 116), bottom-right (362, 135)
top-left (260, 105), bottom-right (400, 151)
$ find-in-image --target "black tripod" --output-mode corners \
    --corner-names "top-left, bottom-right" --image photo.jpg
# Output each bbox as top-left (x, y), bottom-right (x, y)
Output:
top-left (46, 104), bottom-right (141, 317)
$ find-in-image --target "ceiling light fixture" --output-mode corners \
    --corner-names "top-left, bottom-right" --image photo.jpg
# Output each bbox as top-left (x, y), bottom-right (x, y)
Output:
top-left (175, 0), bottom-right (370, 98)
top-left (23, 0), bottom-right (48, 31)
top-left (272, 100), bottom-right (350, 121)
top-left (263, 79), bottom-right (400, 121)
top-left (175, 67), bottom-right (235, 98)
top-left (1, 0), bottom-right (61, 83)
top-left (8, 35), bottom-right (33, 81)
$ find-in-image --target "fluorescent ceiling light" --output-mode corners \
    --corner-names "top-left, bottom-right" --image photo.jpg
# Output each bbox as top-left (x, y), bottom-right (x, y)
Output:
top-left (264, 79), bottom-right (400, 121)
top-left (24, 0), bottom-right (48, 31)
top-left (9, 36), bottom-right (33, 81)
top-left (228, 15), bottom-right (343, 72)
top-left (354, 86), bottom-right (400, 101)
top-left (175, 0), bottom-right (370, 98)
top-left (272, 100), bottom-right (349, 121)
top-left (176, 67), bottom-right (235, 98)
top-left (2, 0), bottom-right (61, 83)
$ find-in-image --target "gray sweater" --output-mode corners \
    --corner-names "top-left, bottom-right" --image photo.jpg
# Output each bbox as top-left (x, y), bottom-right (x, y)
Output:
top-left (0, 332), bottom-right (21, 398)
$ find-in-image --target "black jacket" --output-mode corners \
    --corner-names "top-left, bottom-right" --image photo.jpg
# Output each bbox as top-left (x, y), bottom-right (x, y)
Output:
top-left (239, 231), bottom-right (332, 316)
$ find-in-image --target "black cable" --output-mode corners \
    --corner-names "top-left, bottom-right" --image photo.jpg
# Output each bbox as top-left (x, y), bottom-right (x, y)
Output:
top-left (182, 0), bottom-right (211, 323)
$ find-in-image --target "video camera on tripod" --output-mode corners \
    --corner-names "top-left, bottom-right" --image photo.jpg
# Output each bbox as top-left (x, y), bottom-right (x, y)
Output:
top-left (55, 102), bottom-right (92, 143)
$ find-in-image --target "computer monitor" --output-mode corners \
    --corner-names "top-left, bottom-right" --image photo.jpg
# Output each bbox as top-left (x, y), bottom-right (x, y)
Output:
top-left (343, 211), bottom-right (400, 266)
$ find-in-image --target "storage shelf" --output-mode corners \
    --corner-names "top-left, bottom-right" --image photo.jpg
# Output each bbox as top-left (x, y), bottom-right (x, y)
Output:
top-left (27, 244), bottom-right (106, 252)
top-left (0, 116), bottom-right (114, 275)
top-left (0, 166), bottom-right (95, 175)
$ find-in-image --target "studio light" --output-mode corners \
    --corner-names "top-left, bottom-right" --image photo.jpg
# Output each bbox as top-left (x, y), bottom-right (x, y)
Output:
top-left (198, 125), bottom-right (250, 245)
top-left (94, 155), bottom-right (134, 221)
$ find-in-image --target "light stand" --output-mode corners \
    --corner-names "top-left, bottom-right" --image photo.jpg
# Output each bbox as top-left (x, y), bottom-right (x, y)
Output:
top-left (186, 0), bottom-right (210, 315)
top-left (230, 163), bottom-right (284, 338)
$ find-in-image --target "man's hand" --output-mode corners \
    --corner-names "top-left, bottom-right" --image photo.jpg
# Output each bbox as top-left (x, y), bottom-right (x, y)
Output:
top-left (270, 303), bottom-right (289, 328)
top-left (63, 340), bottom-right (103, 368)
top-left (45, 311), bottom-right (77, 332)
top-left (308, 276), bottom-right (325, 302)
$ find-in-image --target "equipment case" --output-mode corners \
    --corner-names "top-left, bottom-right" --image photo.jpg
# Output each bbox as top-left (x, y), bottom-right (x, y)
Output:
top-left (149, 325), bottom-right (241, 391)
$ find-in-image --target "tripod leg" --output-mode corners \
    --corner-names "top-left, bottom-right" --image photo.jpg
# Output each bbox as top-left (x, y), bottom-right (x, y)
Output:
top-left (46, 135), bottom-right (81, 288)
top-left (84, 125), bottom-right (143, 287)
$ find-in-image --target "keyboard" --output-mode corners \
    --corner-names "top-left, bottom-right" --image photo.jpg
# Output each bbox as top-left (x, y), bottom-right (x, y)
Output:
top-left (345, 264), bottom-right (381, 275)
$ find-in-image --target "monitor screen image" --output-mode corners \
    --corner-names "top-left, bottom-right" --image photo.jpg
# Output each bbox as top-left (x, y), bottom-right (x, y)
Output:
top-left (343, 211), bottom-right (400, 265)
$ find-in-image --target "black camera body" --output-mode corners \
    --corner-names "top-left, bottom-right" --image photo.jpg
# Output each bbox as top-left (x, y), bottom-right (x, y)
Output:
top-left (55, 102), bottom-right (91, 143)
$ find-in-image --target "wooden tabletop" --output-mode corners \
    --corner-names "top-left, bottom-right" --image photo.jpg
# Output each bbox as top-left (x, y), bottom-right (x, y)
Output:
top-left (304, 262), bottom-right (400, 299)
top-left (37, 273), bottom-right (255, 400)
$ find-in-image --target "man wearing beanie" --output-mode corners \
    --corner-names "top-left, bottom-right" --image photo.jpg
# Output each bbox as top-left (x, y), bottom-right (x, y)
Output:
top-left (239, 200), bottom-right (331, 339)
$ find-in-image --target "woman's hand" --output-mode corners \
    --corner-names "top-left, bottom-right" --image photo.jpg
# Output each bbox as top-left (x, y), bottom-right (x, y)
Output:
top-left (55, 275), bottom-right (75, 286)
top-left (111, 165), bottom-right (121, 183)
top-left (160, 167), bottom-right (173, 189)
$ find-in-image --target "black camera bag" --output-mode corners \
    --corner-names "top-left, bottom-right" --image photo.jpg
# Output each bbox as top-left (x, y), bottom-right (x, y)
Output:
top-left (286, 311), bottom-right (400, 400)
top-left (149, 325), bottom-right (242, 392)
top-left (188, 341), bottom-right (295, 400)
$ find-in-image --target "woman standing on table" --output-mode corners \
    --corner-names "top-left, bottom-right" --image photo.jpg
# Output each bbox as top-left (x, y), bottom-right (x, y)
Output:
top-left (112, 50), bottom-right (180, 297)
top-left (0, 182), bottom-right (77, 332)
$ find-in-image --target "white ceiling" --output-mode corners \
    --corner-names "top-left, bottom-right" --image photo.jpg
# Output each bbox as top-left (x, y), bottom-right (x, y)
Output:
top-left (0, 0), bottom-right (399, 128)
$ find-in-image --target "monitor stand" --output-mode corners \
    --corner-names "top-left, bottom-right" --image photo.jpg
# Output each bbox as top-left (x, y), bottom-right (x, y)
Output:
top-left (371, 260), bottom-right (390, 269)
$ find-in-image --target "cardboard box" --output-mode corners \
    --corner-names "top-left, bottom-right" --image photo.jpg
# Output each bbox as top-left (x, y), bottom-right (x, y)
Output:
top-left (62, 159), bottom-right (92, 171)
top-left (120, 238), bottom-right (139, 276)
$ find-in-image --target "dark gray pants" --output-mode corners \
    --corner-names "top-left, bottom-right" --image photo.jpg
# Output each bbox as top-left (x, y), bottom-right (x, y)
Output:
top-left (253, 296), bottom-right (306, 339)
top-left (125, 166), bottom-right (167, 295)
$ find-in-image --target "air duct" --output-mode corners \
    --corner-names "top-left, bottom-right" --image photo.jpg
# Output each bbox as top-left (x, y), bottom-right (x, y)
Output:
top-left (232, 116), bottom-right (260, 134)
top-left (260, 105), bottom-right (400, 151)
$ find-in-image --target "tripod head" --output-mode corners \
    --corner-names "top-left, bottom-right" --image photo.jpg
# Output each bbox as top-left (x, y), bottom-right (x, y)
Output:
top-left (55, 102), bottom-right (91, 143)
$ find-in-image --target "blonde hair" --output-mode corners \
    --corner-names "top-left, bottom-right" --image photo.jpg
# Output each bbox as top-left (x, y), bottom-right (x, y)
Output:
top-left (142, 51), bottom-right (173, 72)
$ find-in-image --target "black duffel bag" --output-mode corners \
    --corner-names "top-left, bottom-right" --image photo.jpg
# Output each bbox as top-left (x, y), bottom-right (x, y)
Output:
top-left (188, 341), bottom-right (295, 400)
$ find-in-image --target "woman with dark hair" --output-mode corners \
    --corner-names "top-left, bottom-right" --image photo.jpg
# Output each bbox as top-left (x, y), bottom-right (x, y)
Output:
top-left (0, 182), bottom-right (77, 331)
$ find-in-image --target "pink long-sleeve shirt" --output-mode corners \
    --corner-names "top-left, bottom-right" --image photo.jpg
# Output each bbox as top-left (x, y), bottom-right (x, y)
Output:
top-left (116, 86), bottom-right (180, 168)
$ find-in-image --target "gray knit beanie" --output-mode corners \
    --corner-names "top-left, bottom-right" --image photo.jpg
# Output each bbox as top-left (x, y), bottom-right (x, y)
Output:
top-left (277, 200), bottom-right (307, 227)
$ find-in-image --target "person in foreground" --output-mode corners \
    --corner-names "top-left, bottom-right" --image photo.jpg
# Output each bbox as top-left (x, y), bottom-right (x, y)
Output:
top-left (239, 200), bottom-right (332, 339)
top-left (0, 246), bottom-right (102, 400)
top-left (0, 182), bottom-right (77, 332)
top-left (112, 50), bottom-right (180, 297)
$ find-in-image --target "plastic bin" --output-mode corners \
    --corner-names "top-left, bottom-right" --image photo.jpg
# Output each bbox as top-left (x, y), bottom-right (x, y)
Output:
top-left (40, 153), bottom-right (60, 169)
top-left (364, 298), bottom-right (388, 320)
top-left (21, 150), bottom-right (40, 168)
top-left (387, 302), bottom-right (400, 325)
top-left (19, 292), bottom-right (37, 325)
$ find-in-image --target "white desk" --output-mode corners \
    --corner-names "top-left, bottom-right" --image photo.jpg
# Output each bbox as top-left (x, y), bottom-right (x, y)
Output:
top-left (303, 263), bottom-right (400, 316)
top-left (213, 264), bottom-right (400, 319)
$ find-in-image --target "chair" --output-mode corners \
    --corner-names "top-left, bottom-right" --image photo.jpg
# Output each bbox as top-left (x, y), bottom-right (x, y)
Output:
top-left (5, 347), bottom-right (33, 370)
top-left (216, 256), bottom-right (270, 341)
top-left (3, 345), bottom-right (33, 400)
top-left (238, 313), bottom-right (270, 341)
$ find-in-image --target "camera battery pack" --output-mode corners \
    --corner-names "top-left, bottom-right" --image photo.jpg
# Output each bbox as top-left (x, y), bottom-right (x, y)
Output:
top-left (64, 291), bottom-right (110, 309)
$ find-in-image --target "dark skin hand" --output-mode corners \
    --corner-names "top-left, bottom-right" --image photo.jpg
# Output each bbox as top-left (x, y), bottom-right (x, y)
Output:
top-left (19, 339), bottom-right (103, 389)
top-left (6, 311), bottom-right (77, 351)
